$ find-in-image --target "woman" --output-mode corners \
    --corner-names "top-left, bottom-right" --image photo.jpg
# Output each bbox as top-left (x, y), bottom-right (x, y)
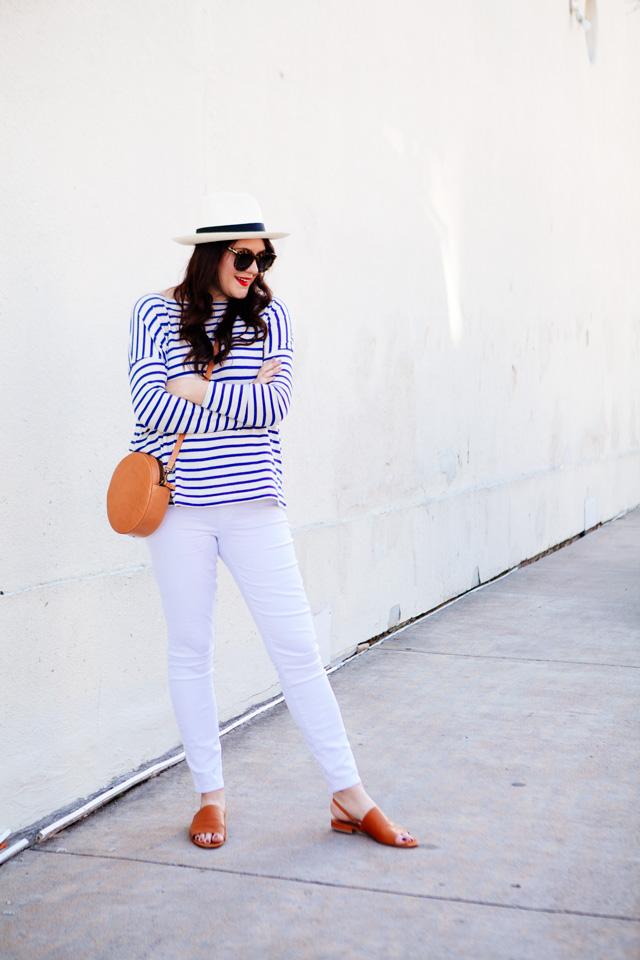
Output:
top-left (128, 192), bottom-right (417, 849)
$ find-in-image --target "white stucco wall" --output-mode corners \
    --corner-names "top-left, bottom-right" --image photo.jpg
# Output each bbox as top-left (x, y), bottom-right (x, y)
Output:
top-left (2, 0), bottom-right (639, 836)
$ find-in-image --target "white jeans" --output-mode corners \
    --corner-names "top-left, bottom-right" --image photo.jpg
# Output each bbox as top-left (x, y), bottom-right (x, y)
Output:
top-left (147, 500), bottom-right (360, 794)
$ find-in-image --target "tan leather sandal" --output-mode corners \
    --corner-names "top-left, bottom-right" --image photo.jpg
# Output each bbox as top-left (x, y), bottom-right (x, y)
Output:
top-left (331, 799), bottom-right (418, 848)
top-left (189, 805), bottom-right (226, 849)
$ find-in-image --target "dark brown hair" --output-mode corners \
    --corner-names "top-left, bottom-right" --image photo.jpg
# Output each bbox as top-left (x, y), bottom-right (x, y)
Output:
top-left (173, 240), bottom-right (274, 373)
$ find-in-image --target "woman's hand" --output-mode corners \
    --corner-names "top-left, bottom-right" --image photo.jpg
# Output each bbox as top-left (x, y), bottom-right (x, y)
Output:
top-left (255, 359), bottom-right (282, 384)
top-left (166, 375), bottom-right (209, 405)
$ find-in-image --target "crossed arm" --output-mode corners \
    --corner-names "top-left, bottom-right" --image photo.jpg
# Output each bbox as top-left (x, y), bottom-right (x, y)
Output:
top-left (166, 358), bottom-right (282, 405)
top-left (129, 295), bottom-right (291, 434)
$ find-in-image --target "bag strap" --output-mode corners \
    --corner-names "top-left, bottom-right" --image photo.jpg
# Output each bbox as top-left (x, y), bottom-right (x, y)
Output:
top-left (165, 351), bottom-right (217, 477)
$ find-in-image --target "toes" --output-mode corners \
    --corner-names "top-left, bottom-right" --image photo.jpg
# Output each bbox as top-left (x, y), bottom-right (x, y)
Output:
top-left (194, 831), bottom-right (223, 846)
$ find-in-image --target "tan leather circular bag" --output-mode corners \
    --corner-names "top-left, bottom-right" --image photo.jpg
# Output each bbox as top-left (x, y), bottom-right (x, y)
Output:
top-left (107, 452), bottom-right (171, 537)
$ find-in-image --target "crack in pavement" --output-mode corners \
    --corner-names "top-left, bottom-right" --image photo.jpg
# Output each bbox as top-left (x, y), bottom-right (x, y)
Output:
top-left (381, 649), bottom-right (640, 669)
top-left (29, 849), bottom-right (640, 924)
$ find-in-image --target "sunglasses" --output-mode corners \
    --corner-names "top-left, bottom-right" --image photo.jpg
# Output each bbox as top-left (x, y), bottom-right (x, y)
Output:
top-left (227, 246), bottom-right (277, 273)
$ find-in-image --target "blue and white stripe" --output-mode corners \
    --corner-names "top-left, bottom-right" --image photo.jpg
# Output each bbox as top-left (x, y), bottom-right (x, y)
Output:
top-left (128, 293), bottom-right (294, 506)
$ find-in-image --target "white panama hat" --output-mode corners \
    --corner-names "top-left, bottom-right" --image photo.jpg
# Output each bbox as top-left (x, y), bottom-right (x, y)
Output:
top-left (173, 192), bottom-right (289, 245)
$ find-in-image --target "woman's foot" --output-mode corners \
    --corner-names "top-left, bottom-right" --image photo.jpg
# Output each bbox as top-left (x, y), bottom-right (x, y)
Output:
top-left (193, 788), bottom-right (226, 846)
top-left (331, 783), bottom-right (417, 847)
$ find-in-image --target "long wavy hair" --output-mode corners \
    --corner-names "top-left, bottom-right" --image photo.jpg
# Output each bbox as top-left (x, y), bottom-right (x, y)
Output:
top-left (173, 239), bottom-right (274, 373)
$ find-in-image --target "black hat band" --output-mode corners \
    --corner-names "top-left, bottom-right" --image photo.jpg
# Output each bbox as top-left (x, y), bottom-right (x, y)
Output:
top-left (196, 221), bottom-right (266, 234)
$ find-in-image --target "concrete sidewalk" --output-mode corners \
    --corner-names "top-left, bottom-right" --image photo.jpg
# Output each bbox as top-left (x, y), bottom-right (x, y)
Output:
top-left (1, 509), bottom-right (639, 960)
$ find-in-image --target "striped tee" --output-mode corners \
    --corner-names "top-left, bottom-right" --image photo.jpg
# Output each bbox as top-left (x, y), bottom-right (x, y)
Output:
top-left (128, 293), bottom-right (294, 507)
